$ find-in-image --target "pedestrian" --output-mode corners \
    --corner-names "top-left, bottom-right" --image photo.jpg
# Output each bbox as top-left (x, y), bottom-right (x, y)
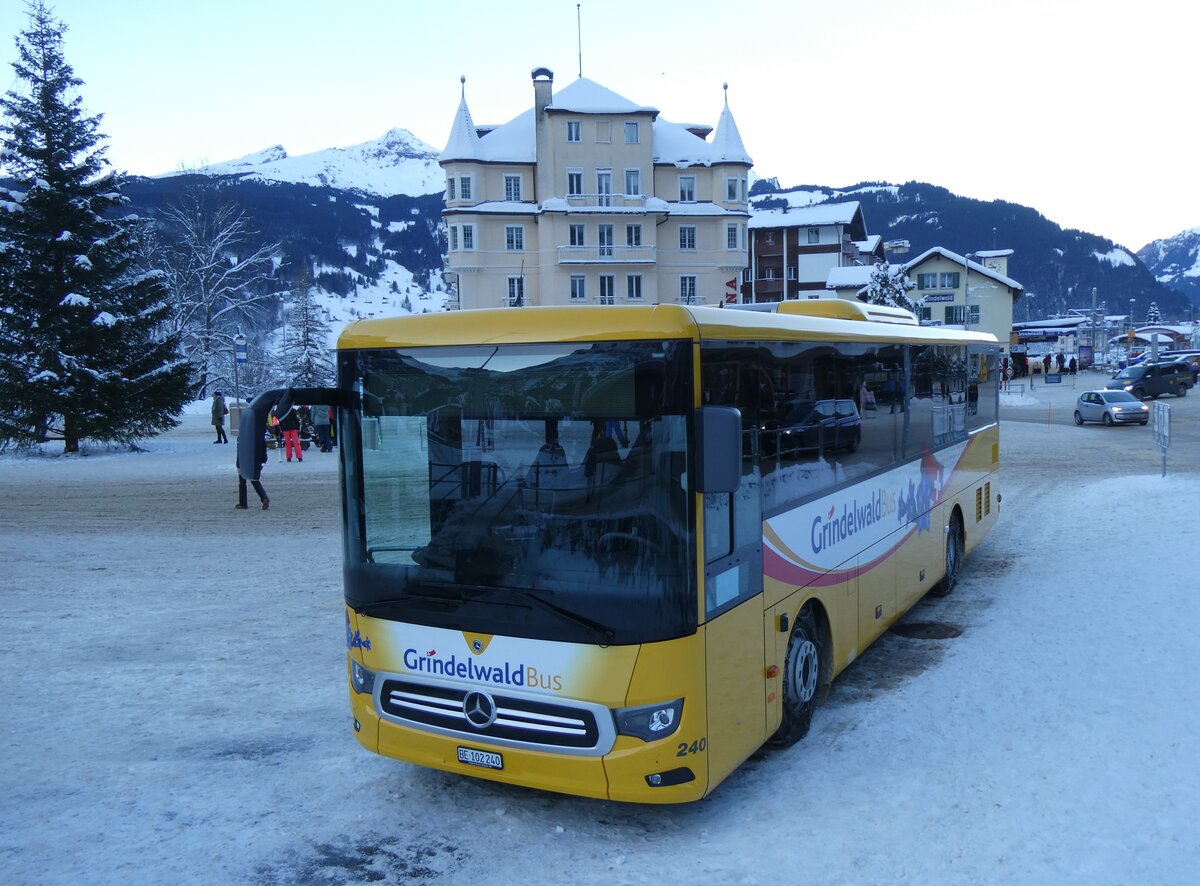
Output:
top-left (235, 428), bottom-right (269, 510)
top-left (312, 403), bottom-right (332, 452)
top-left (1068, 356), bottom-right (1077, 374)
top-left (1043, 354), bottom-right (1052, 376)
top-left (276, 403), bottom-right (303, 462)
top-left (1056, 352), bottom-right (1065, 372)
top-left (211, 390), bottom-right (229, 444)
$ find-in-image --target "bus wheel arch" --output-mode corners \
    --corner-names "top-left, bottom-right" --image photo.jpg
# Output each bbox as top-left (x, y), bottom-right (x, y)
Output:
top-left (932, 506), bottom-right (965, 597)
top-left (769, 602), bottom-right (831, 748)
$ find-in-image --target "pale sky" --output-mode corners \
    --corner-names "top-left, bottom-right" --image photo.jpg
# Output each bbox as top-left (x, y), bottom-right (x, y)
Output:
top-left (2, 0), bottom-right (1194, 250)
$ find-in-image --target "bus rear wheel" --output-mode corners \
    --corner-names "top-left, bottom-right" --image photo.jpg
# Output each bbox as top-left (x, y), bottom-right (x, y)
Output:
top-left (932, 510), bottom-right (964, 597)
top-left (769, 608), bottom-right (823, 747)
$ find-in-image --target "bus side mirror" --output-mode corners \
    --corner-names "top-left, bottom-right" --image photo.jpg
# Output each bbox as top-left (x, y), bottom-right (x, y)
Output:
top-left (696, 406), bottom-right (742, 494)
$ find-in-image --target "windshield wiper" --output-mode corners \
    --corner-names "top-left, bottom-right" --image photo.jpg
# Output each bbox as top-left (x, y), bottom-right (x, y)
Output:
top-left (467, 586), bottom-right (616, 646)
top-left (353, 585), bottom-right (466, 616)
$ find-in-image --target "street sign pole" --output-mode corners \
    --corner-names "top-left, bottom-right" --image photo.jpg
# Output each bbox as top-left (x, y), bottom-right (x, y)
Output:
top-left (1153, 401), bottom-right (1170, 477)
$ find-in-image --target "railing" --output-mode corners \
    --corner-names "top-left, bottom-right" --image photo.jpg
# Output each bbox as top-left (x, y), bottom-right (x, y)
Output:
top-left (563, 193), bottom-right (648, 210)
top-left (557, 245), bottom-right (657, 264)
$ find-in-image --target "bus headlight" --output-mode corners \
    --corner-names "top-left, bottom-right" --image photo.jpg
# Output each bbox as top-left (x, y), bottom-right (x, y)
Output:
top-left (614, 699), bottom-right (683, 741)
top-left (350, 659), bottom-right (376, 695)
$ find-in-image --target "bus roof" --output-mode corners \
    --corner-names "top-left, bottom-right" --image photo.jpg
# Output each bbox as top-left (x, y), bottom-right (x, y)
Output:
top-left (337, 303), bottom-right (999, 350)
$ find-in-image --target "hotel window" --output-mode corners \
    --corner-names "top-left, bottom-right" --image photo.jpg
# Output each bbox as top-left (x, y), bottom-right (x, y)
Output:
top-left (567, 169), bottom-right (583, 196)
top-left (945, 305), bottom-right (966, 325)
top-left (624, 121), bottom-right (639, 144)
top-left (596, 170), bottom-right (612, 207)
top-left (599, 275), bottom-right (615, 304)
top-left (449, 225), bottom-right (458, 250)
top-left (461, 224), bottom-right (474, 250)
top-left (940, 272), bottom-right (961, 289)
top-left (505, 225), bottom-right (524, 251)
top-left (740, 178), bottom-right (747, 202)
top-left (678, 175), bottom-right (696, 202)
top-left (679, 225), bottom-right (696, 251)
top-left (446, 177), bottom-right (456, 201)
top-left (807, 228), bottom-right (819, 244)
top-left (725, 177), bottom-right (738, 202)
top-left (787, 266), bottom-right (797, 280)
top-left (626, 224), bottom-right (642, 247)
top-left (504, 175), bottom-right (522, 202)
top-left (680, 276), bottom-right (697, 304)
top-left (458, 175), bottom-right (472, 201)
top-left (507, 276), bottom-right (524, 306)
top-left (596, 120), bottom-right (611, 143)
top-left (570, 275), bottom-right (586, 301)
top-left (566, 120), bottom-right (581, 142)
top-left (917, 273), bottom-right (938, 290)
top-left (569, 224), bottom-right (585, 247)
top-left (598, 224), bottom-right (614, 257)
top-left (726, 223), bottom-right (738, 250)
top-left (624, 168), bottom-right (641, 196)
top-left (627, 274), bottom-right (643, 300)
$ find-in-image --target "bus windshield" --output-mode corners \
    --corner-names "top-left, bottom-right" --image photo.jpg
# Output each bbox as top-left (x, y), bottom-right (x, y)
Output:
top-left (340, 339), bottom-right (696, 645)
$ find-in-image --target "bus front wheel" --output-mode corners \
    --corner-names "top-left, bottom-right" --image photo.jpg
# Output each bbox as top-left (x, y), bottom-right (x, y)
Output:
top-left (770, 608), bottom-right (823, 747)
top-left (932, 510), bottom-right (964, 597)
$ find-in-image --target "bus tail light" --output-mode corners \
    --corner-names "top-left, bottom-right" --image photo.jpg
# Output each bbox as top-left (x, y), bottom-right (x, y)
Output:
top-left (614, 699), bottom-right (683, 742)
top-left (351, 659), bottom-right (376, 695)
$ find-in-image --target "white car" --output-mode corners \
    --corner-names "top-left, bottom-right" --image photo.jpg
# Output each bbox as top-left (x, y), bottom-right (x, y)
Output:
top-left (1074, 390), bottom-right (1150, 426)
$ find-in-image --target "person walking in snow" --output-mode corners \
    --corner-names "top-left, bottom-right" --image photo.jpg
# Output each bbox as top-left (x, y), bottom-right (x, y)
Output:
top-left (276, 403), bottom-right (303, 462)
top-left (312, 404), bottom-right (332, 452)
top-left (235, 429), bottom-right (269, 510)
top-left (211, 391), bottom-right (229, 444)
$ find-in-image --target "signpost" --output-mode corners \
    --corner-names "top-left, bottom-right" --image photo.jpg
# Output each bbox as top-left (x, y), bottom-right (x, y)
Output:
top-left (1153, 401), bottom-right (1170, 477)
top-left (233, 332), bottom-right (247, 434)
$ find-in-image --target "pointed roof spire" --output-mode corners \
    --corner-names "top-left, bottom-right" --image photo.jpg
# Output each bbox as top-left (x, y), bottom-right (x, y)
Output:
top-left (711, 82), bottom-right (752, 165)
top-left (440, 75), bottom-right (482, 162)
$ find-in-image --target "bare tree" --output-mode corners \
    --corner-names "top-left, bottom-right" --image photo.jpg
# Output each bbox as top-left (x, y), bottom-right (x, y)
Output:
top-left (156, 183), bottom-right (283, 395)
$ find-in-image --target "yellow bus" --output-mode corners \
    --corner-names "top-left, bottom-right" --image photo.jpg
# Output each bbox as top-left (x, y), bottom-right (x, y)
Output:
top-left (252, 300), bottom-right (1000, 803)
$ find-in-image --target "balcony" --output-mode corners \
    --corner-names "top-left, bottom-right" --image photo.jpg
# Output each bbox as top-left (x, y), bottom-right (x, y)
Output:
top-left (563, 194), bottom-right (648, 210)
top-left (557, 245), bottom-right (657, 264)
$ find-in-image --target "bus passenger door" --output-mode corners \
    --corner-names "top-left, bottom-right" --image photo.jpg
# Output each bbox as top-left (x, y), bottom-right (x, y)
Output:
top-left (702, 455), bottom-right (766, 786)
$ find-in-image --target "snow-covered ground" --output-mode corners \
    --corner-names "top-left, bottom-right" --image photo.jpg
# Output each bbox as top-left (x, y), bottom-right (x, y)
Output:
top-left (2, 392), bottom-right (1198, 884)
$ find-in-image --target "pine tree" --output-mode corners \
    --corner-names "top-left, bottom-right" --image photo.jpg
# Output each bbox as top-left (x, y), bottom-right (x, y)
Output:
top-left (861, 261), bottom-right (918, 313)
top-left (1145, 302), bottom-right (1161, 325)
top-left (279, 267), bottom-right (333, 387)
top-left (0, 2), bottom-right (191, 452)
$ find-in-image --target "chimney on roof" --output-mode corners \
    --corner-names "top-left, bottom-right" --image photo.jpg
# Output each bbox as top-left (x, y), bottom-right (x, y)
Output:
top-left (532, 67), bottom-right (554, 115)
top-left (532, 68), bottom-right (555, 201)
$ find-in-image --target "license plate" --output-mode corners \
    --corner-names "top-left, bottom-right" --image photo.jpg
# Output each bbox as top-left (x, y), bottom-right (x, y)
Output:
top-left (457, 746), bottom-right (503, 770)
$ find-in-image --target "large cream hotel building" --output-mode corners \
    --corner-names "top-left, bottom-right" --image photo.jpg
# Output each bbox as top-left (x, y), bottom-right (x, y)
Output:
top-left (440, 68), bottom-right (752, 310)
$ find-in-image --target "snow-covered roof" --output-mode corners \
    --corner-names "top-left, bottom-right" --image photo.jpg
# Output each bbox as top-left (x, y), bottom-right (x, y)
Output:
top-left (748, 201), bottom-right (863, 230)
top-left (974, 249), bottom-right (1013, 258)
top-left (442, 201), bottom-right (539, 215)
top-left (709, 88), bottom-right (752, 165)
top-left (545, 78), bottom-right (658, 115)
top-left (826, 267), bottom-right (876, 289)
top-left (441, 77), bottom-right (750, 169)
top-left (856, 234), bottom-right (882, 253)
top-left (904, 246), bottom-right (1024, 292)
top-left (441, 81), bottom-right (481, 162)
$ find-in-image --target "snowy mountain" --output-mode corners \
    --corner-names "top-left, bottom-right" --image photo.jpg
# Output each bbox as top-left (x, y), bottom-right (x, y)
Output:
top-left (1137, 227), bottom-right (1200, 309)
top-left (191, 128), bottom-right (444, 198)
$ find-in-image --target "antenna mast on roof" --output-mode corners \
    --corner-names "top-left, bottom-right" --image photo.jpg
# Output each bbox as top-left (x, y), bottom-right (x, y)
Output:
top-left (577, 4), bottom-right (582, 78)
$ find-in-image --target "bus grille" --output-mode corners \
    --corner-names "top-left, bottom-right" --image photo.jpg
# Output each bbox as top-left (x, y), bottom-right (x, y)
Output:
top-left (379, 678), bottom-right (604, 750)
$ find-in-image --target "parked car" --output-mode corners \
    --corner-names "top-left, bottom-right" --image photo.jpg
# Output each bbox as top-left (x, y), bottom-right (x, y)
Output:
top-left (1074, 390), bottom-right (1150, 426)
top-left (765, 398), bottom-right (862, 456)
top-left (1105, 361), bottom-right (1192, 399)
